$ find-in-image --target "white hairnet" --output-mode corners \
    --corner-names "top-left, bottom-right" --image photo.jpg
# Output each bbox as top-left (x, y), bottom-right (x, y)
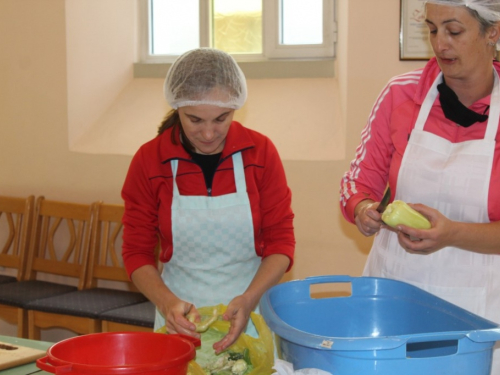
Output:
top-left (164, 48), bottom-right (247, 110)
top-left (426, 0), bottom-right (500, 22)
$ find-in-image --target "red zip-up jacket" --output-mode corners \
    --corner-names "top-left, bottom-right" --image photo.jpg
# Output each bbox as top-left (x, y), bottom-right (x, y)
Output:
top-left (122, 121), bottom-right (295, 278)
top-left (340, 58), bottom-right (500, 223)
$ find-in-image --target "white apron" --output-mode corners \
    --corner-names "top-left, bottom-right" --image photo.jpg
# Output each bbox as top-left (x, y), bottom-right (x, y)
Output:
top-left (154, 152), bottom-right (261, 337)
top-left (364, 70), bottom-right (500, 373)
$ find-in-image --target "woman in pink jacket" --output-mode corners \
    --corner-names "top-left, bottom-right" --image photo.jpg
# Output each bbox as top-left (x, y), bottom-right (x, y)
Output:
top-left (341, 1), bottom-right (500, 371)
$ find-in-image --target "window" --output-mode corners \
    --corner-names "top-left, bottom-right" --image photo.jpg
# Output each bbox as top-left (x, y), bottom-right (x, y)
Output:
top-left (140, 0), bottom-right (336, 63)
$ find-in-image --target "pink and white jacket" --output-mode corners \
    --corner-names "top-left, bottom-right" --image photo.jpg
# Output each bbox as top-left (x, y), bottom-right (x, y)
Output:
top-left (340, 57), bottom-right (500, 223)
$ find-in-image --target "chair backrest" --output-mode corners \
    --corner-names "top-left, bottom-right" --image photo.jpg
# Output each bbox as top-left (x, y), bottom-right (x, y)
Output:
top-left (24, 196), bottom-right (94, 290)
top-left (85, 202), bottom-right (136, 290)
top-left (0, 195), bottom-right (35, 281)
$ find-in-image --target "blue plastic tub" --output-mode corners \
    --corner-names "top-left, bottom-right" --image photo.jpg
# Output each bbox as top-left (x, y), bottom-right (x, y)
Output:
top-left (260, 275), bottom-right (500, 375)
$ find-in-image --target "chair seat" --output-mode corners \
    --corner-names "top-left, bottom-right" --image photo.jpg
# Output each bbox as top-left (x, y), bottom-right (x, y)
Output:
top-left (0, 275), bottom-right (17, 284)
top-left (99, 301), bottom-right (155, 328)
top-left (26, 288), bottom-right (148, 319)
top-left (0, 280), bottom-right (77, 307)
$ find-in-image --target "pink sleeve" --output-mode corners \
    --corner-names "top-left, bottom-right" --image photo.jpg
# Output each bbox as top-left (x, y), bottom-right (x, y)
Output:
top-left (339, 82), bottom-right (397, 223)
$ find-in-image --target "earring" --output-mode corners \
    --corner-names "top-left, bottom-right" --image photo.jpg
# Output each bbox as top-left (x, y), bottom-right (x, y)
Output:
top-left (488, 41), bottom-right (496, 46)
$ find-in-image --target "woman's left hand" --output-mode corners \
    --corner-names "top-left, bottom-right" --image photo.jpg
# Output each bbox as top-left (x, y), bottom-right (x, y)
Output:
top-left (395, 203), bottom-right (455, 254)
top-left (212, 295), bottom-right (252, 354)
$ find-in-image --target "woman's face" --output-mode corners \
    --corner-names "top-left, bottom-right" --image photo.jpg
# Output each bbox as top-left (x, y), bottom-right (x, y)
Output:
top-left (178, 105), bottom-right (234, 155)
top-left (425, 4), bottom-right (498, 82)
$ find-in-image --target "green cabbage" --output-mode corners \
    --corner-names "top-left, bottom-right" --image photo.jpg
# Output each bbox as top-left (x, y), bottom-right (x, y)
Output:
top-left (194, 328), bottom-right (253, 375)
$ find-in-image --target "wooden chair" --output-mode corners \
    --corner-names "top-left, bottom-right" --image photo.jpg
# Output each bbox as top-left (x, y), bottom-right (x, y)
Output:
top-left (0, 195), bottom-right (35, 337)
top-left (26, 202), bottom-right (148, 339)
top-left (0, 195), bottom-right (35, 283)
top-left (0, 196), bottom-right (92, 338)
top-left (98, 207), bottom-right (161, 333)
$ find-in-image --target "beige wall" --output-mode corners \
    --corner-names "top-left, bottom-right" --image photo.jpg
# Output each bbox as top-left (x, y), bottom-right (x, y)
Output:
top-left (0, 0), bottom-right (426, 340)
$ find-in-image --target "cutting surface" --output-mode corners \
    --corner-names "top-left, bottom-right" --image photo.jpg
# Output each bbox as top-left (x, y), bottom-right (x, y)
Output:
top-left (0, 340), bottom-right (46, 371)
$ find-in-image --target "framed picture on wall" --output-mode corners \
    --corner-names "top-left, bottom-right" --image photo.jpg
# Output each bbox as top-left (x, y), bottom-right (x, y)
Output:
top-left (400, 0), bottom-right (434, 60)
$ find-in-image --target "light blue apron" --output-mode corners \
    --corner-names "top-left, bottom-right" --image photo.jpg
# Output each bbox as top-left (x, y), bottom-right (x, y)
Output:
top-left (154, 152), bottom-right (261, 337)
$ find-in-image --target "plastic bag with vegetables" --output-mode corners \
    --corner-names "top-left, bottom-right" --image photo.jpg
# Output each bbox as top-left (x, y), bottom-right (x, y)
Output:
top-left (157, 304), bottom-right (275, 375)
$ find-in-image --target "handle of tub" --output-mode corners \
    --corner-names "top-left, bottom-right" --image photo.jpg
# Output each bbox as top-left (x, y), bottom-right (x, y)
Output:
top-left (304, 275), bottom-right (355, 296)
top-left (305, 275), bottom-right (353, 284)
top-left (36, 356), bottom-right (72, 374)
top-left (404, 331), bottom-right (496, 358)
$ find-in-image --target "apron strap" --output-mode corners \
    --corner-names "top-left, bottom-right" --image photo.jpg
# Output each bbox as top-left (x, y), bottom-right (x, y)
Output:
top-left (231, 152), bottom-right (247, 193)
top-left (171, 159), bottom-right (180, 197)
top-left (414, 73), bottom-right (442, 131)
top-left (485, 69), bottom-right (500, 141)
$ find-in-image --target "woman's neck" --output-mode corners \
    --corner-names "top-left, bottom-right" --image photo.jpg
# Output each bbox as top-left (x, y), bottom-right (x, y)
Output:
top-left (445, 68), bottom-right (494, 107)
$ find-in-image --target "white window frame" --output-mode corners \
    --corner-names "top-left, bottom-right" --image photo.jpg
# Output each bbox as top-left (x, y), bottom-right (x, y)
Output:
top-left (263, 0), bottom-right (335, 59)
top-left (138, 0), bottom-right (336, 64)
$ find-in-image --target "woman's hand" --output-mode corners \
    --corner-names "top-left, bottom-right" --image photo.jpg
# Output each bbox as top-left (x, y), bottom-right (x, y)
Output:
top-left (158, 299), bottom-right (201, 339)
top-left (130, 265), bottom-right (201, 338)
top-left (395, 203), bottom-right (454, 254)
top-left (212, 295), bottom-right (252, 354)
top-left (354, 199), bottom-right (386, 237)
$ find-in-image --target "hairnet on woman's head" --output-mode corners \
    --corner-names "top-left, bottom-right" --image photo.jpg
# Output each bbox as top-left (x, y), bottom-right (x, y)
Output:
top-left (426, 0), bottom-right (500, 22)
top-left (164, 48), bottom-right (247, 110)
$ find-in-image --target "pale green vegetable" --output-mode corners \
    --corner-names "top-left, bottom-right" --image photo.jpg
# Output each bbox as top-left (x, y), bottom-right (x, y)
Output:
top-left (194, 328), bottom-right (253, 375)
top-left (188, 308), bottom-right (219, 332)
top-left (231, 359), bottom-right (248, 375)
top-left (381, 200), bottom-right (431, 229)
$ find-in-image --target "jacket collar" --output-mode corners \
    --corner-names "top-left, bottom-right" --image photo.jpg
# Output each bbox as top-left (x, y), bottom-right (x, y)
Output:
top-left (159, 121), bottom-right (255, 164)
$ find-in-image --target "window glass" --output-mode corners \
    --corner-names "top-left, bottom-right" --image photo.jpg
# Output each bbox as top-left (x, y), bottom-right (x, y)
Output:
top-left (144, 0), bottom-right (335, 60)
top-left (281, 0), bottom-right (323, 45)
top-left (150, 0), bottom-right (199, 55)
top-left (213, 0), bottom-right (262, 54)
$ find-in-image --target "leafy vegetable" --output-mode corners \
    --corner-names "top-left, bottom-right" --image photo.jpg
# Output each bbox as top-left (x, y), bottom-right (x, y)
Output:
top-left (195, 328), bottom-right (253, 375)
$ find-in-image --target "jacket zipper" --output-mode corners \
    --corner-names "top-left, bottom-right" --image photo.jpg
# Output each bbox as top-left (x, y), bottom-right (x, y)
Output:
top-left (164, 146), bottom-right (253, 197)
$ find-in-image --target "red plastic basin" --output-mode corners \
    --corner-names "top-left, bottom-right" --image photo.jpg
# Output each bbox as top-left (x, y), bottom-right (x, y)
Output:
top-left (36, 332), bottom-right (201, 375)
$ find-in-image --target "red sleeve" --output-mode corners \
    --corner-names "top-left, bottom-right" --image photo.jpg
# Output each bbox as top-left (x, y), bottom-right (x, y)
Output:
top-left (339, 81), bottom-right (398, 223)
top-left (121, 147), bottom-right (160, 278)
top-left (257, 138), bottom-right (295, 271)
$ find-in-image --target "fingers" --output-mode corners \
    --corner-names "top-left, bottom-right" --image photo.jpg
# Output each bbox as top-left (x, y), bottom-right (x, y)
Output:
top-left (186, 305), bottom-right (201, 324)
top-left (213, 330), bottom-right (238, 354)
top-left (212, 301), bottom-right (250, 354)
top-left (164, 302), bottom-right (200, 338)
top-left (356, 203), bottom-right (384, 236)
top-left (213, 317), bottom-right (244, 354)
top-left (397, 229), bottom-right (437, 254)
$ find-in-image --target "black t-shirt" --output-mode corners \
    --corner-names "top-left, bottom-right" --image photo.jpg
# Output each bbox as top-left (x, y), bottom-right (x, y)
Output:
top-left (188, 150), bottom-right (222, 192)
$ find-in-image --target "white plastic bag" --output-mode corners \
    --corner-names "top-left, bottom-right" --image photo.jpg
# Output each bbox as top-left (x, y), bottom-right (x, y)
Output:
top-left (272, 359), bottom-right (332, 375)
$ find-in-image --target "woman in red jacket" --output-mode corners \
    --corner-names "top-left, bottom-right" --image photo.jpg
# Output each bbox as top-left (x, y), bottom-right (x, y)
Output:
top-left (121, 48), bottom-right (295, 353)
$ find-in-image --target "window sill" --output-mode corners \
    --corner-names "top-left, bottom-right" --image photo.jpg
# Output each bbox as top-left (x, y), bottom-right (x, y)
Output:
top-left (134, 59), bottom-right (335, 80)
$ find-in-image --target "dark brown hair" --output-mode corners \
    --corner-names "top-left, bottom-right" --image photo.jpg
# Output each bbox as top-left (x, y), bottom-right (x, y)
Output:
top-left (157, 109), bottom-right (194, 151)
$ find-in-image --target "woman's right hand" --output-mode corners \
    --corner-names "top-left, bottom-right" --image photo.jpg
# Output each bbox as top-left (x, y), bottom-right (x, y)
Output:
top-left (354, 199), bottom-right (386, 237)
top-left (159, 299), bottom-right (201, 338)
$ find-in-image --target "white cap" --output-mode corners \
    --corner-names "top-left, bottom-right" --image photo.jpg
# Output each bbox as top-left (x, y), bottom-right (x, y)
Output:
top-left (426, 0), bottom-right (500, 22)
top-left (164, 48), bottom-right (247, 110)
